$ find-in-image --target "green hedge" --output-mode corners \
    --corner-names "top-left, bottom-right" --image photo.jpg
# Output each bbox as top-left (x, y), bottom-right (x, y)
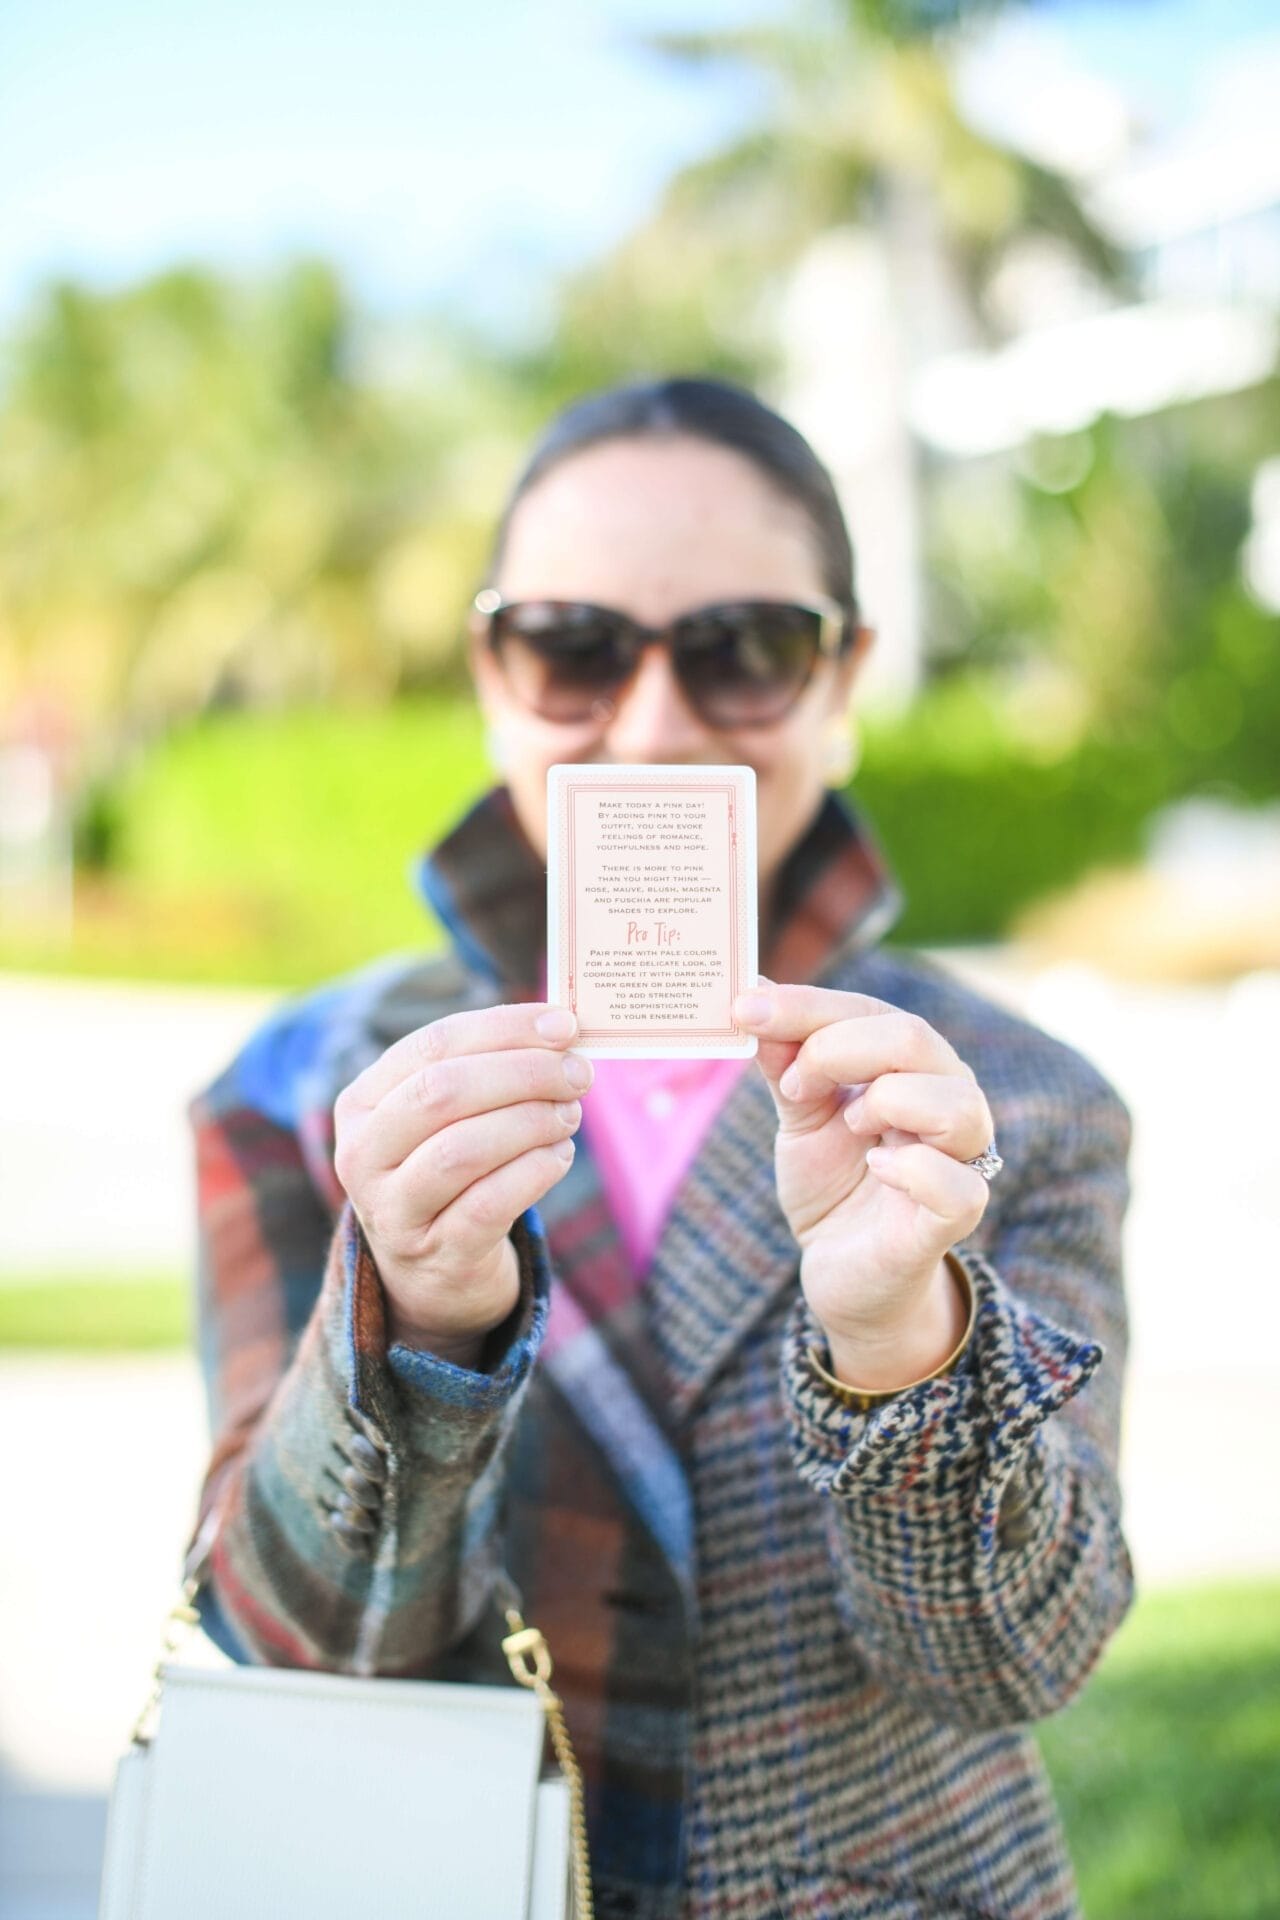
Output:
top-left (2, 681), bottom-right (1268, 989)
top-left (858, 735), bottom-right (1177, 946)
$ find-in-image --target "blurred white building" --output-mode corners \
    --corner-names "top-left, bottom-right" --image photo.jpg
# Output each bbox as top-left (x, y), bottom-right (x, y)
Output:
top-left (774, 27), bottom-right (1280, 700)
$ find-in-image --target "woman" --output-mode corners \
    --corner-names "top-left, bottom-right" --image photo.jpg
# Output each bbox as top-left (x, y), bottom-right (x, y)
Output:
top-left (184, 377), bottom-right (1135, 1920)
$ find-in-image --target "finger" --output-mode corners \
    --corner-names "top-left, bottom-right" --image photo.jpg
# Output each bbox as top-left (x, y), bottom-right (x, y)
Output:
top-left (342, 1002), bottom-right (579, 1111)
top-left (786, 1010), bottom-right (965, 1105)
top-left (744, 1010), bottom-right (961, 1130)
top-left (358, 1046), bottom-right (594, 1172)
top-left (392, 1097), bottom-right (582, 1220)
top-left (734, 980), bottom-right (896, 1043)
top-left (424, 1141), bottom-right (579, 1274)
top-left (842, 1072), bottom-right (993, 1161)
top-left (735, 981), bottom-right (966, 1105)
top-left (735, 975), bottom-right (837, 1133)
top-left (863, 1140), bottom-right (990, 1230)
top-left (750, 1030), bottom-right (801, 1102)
top-left (748, 1035), bottom-right (862, 1137)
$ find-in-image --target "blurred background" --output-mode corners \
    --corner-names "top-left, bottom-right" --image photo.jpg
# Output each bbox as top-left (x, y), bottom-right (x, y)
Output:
top-left (1, 0), bottom-right (1277, 1913)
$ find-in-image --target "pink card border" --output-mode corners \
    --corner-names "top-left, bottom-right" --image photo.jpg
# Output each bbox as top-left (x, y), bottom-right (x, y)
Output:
top-left (560, 776), bottom-right (746, 1041)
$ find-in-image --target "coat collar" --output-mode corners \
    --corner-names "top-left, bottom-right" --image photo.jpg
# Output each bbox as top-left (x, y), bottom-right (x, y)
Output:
top-left (412, 779), bottom-right (904, 996)
top-left (408, 780), bottom-right (905, 1608)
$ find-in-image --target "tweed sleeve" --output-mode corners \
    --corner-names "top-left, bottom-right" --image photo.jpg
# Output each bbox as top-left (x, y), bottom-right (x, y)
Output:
top-left (779, 1082), bottom-right (1136, 1732)
top-left (183, 1087), bottom-right (549, 1678)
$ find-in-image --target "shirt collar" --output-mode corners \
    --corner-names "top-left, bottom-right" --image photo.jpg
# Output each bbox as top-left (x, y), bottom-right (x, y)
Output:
top-left (412, 780), bottom-right (905, 998)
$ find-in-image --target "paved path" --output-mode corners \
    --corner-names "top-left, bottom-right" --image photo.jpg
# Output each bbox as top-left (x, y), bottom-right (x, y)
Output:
top-left (0, 971), bottom-right (277, 1274)
top-left (2, 954), bottom-right (1277, 1916)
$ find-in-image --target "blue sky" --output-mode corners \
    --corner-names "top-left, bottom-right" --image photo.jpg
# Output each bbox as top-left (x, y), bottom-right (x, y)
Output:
top-left (1, 0), bottom-right (1275, 331)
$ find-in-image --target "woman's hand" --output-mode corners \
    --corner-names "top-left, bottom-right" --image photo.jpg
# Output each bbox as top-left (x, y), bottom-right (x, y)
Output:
top-left (733, 981), bottom-right (994, 1384)
top-left (332, 1003), bottom-right (590, 1362)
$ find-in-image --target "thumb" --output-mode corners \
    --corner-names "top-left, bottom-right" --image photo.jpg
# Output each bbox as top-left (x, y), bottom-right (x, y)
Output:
top-left (739, 975), bottom-right (824, 1135)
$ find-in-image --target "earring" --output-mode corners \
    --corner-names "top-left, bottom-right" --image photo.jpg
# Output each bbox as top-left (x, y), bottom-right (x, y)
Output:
top-left (822, 716), bottom-right (860, 787)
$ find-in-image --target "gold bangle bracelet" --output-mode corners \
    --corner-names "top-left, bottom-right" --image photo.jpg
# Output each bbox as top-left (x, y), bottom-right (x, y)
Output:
top-left (806, 1250), bottom-right (978, 1412)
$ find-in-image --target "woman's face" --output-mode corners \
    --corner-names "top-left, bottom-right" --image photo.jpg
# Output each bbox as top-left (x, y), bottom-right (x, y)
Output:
top-left (468, 433), bottom-right (873, 902)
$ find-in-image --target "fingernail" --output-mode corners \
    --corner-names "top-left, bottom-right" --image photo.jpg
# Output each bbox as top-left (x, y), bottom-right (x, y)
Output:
top-left (842, 1093), bottom-right (867, 1129)
top-left (564, 1053), bottom-right (594, 1091)
top-left (536, 1007), bottom-right (577, 1042)
top-left (734, 993), bottom-right (774, 1027)
top-left (554, 1100), bottom-right (582, 1126)
top-left (553, 1137), bottom-right (576, 1163)
top-left (779, 1064), bottom-right (802, 1100)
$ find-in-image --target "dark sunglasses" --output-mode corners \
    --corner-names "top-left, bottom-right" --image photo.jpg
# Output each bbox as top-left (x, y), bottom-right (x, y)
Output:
top-left (471, 590), bottom-right (853, 729)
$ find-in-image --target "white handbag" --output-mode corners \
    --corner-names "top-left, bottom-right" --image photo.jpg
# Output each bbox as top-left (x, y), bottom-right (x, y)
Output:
top-left (97, 1564), bottom-right (591, 1919)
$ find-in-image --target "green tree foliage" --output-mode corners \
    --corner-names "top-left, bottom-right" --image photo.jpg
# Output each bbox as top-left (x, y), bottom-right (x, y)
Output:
top-left (0, 262), bottom-right (519, 760)
top-left (926, 385), bottom-right (1280, 798)
top-left (588, 4), bottom-right (1126, 363)
top-left (1, 0), bottom-right (1274, 981)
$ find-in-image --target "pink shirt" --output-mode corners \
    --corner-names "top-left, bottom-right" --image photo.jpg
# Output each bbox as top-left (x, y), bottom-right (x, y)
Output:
top-left (579, 1053), bottom-right (753, 1279)
top-left (535, 960), bottom-right (751, 1281)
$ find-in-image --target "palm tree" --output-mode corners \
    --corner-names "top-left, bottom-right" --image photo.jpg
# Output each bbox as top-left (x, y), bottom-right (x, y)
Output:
top-left (0, 263), bottom-right (506, 793)
top-left (514, 0), bottom-right (1126, 702)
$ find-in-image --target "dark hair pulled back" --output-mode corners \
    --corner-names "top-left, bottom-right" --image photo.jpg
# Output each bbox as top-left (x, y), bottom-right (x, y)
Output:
top-left (482, 376), bottom-right (859, 638)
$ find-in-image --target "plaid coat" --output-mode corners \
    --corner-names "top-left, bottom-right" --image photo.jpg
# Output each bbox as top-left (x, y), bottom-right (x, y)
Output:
top-left (184, 783), bottom-right (1136, 1920)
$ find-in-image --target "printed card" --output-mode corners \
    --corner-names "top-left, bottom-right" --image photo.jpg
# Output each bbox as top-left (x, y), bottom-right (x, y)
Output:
top-left (546, 763), bottom-right (758, 1058)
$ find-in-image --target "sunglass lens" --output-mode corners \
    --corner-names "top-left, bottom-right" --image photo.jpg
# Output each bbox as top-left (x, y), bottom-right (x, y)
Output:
top-left (677, 604), bottom-right (823, 725)
top-left (491, 604), bottom-right (634, 722)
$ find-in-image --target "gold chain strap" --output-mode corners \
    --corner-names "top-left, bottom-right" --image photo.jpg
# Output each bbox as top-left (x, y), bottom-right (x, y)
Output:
top-left (502, 1608), bottom-right (594, 1920)
top-left (129, 1575), bottom-right (593, 1917)
top-left (128, 1574), bottom-right (201, 1747)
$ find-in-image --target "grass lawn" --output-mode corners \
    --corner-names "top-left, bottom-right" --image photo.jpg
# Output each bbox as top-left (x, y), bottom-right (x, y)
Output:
top-left (3, 1276), bottom-right (1276, 1917)
top-left (1037, 1580), bottom-right (1280, 1919)
top-left (0, 1275), bottom-right (191, 1349)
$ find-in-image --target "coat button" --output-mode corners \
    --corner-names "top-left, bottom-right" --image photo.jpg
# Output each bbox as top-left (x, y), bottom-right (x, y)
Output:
top-left (343, 1404), bottom-right (388, 1452)
top-left (998, 1511), bottom-right (1035, 1551)
top-left (333, 1495), bottom-right (377, 1534)
top-left (329, 1514), bottom-right (375, 1551)
top-left (996, 1469), bottom-right (1035, 1551)
top-left (339, 1465), bottom-right (382, 1511)
top-left (347, 1433), bottom-right (388, 1482)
